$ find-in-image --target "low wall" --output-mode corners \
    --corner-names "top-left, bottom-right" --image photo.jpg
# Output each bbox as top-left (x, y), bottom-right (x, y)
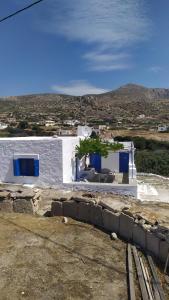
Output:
top-left (51, 197), bottom-right (169, 265)
top-left (0, 189), bottom-right (40, 214)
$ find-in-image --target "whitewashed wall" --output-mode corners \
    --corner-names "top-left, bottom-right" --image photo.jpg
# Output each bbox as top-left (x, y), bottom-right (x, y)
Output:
top-left (101, 151), bottom-right (119, 172)
top-left (0, 137), bottom-right (63, 186)
top-left (62, 137), bottom-right (80, 183)
top-left (63, 181), bottom-right (138, 198)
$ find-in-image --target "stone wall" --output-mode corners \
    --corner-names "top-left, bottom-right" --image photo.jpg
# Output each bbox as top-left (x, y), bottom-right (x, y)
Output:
top-left (51, 196), bottom-right (169, 265)
top-left (0, 189), bottom-right (41, 214)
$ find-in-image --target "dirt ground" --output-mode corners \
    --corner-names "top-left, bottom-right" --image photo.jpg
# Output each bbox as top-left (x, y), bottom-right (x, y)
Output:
top-left (110, 129), bottom-right (169, 141)
top-left (0, 213), bottom-right (127, 300)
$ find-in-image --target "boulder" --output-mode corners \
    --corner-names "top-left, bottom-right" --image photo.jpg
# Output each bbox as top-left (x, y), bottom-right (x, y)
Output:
top-left (0, 191), bottom-right (10, 201)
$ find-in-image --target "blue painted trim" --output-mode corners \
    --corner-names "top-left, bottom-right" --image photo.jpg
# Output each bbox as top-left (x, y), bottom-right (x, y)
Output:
top-left (119, 152), bottom-right (129, 173)
top-left (13, 159), bottom-right (20, 176)
top-left (90, 153), bottom-right (101, 172)
top-left (34, 160), bottom-right (39, 177)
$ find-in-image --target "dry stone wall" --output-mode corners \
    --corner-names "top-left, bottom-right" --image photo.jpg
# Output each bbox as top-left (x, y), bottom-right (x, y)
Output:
top-left (51, 196), bottom-right (169, 265)
top-left (0, 189), bottom-right (41, 214)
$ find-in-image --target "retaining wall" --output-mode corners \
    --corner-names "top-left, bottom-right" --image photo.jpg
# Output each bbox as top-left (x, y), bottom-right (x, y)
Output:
top-left (51, 197), bottom-right (169, 265)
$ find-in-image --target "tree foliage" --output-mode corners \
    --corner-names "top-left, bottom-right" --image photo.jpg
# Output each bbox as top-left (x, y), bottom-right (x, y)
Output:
top-left (75, 138), bottom-right (123, 159)
top-left (114, 136), bottom-right (169, 176)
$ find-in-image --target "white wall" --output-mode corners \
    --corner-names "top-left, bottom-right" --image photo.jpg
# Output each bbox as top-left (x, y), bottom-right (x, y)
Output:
top-left (62, 137), bottom-right (80, 183)
top-left (0, 137), bottom-right (63, 186)
top-left (101, 151), bottom-right (119, 172)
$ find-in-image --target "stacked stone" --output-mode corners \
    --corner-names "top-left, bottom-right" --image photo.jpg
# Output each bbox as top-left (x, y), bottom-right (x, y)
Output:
top-left (0, 191), bottom-right (13, 212)
top-left (50, 195), bottom-right (169, 265)
top-left (11, 189), bottom-right (36, 214)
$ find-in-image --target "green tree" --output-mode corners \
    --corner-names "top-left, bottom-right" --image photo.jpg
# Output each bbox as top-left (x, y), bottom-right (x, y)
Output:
top-left (18, 120), bottom-right (29, 130)
top-left (75, 138), bottom-right (123, 169)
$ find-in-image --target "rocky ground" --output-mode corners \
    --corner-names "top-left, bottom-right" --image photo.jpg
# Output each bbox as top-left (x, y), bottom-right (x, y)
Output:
top-left (0, 183), bottom-right (169, 299)
top-left (0, 213), bottom-right (127, 300)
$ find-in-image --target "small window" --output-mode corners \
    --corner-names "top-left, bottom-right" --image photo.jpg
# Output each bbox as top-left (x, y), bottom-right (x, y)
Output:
top-left (19, 159), bottom-right (34, 176)
top-left (13, 158), bottom-right (39, 177)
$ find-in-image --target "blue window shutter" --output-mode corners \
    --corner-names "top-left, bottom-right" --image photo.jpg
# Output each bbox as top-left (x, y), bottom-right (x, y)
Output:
top-left (119, 152), bottom-right (129, 173)
top-left (13, 159), bottom-right (20, 176)
top-left (90, 153), bottom-right (101, 172)
top-left (34, 160), bottom-right (39, 176)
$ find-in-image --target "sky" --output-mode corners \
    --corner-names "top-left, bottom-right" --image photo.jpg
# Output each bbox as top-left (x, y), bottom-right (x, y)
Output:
top-left (0, 0), bottom-right (169, 96)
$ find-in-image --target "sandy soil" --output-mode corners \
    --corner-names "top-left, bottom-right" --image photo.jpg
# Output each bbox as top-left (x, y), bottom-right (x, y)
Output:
top-left (0, 213), bottom-right (127, 300)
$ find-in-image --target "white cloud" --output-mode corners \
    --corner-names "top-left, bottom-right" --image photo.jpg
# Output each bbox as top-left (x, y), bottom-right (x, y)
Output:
top-left (83, 52), bottom-right (132, 71)
top-left (149, 66), bottom-right (163, 73)
top-left (52, 80), bottom-right (108, 96)
top-left (39, 0), bottom-right (150, 71)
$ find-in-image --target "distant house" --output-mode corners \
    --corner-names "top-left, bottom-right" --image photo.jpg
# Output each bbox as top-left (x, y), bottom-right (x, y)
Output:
top-left (157, 125), bottom-right (168, 132)
top-left (0, 122), bottom-right (8, 130)
top-left (99, 125), bottom-right (108, 130)
top-left (136, 114), bottom-right (145, 119)
top-left (58, 129), bottom-right (74, 136)
top-left (45, 120), bottom-right (55, 127)
top-left (64, 120), bottom-right (80, 126)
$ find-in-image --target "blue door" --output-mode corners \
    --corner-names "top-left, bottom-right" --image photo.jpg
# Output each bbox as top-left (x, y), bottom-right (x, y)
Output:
top-left (90, 153), bottom-right (101, 172)
top-left (119, 152), bottom-right (129, 173)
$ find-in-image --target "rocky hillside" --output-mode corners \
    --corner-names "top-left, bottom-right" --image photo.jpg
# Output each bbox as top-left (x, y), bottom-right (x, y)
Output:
top-left (0, 84), bottom-right (169, 125)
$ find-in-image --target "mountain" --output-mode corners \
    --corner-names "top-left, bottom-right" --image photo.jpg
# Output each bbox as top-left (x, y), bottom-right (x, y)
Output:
top-left (0, 84), bottom-right (169, 126)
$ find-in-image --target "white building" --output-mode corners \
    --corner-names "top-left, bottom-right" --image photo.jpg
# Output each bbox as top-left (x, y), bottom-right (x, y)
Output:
top-left (64, 120), bottom-right (80, 126)
top-left (0, 136), bottom-right (79, 186)
top-left (45, 120), bottom-right (55, 127)
top-left (0, 136), bottom-right (137, 197)
top-left (0, 123), bottom-right (8, 130)
top-left (157, 125), bottom-right (168, 132)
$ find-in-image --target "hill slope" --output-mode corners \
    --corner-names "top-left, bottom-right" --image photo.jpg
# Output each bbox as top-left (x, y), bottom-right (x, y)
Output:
top-left (0, 84), bottom-right (169, 125)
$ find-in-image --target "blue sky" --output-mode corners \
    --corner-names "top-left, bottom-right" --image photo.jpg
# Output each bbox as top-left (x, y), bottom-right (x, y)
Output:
top-left (0, 0), bottom-right (169, 96)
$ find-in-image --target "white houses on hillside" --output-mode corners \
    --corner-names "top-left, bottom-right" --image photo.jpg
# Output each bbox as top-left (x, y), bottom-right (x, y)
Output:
top-left (0, 135), bottom-right (137, 197)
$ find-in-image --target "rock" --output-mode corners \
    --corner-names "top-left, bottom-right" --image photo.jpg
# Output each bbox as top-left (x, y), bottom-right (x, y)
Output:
top-left (51, 201), bottom-right (63, 216)
top-left (138, 218), bottom-right (146, 225)
top-left (0, 200), bottom-right (13, 212)
top-left (62, 217), bottom-right (68, 224)
top-left (13, 199), bottom-right (34, 214)
top-left (54, 197), bottom-right (67, 202)
top-left (82, 193), bottom-right (96, 198)
top-left (143, 224), bottom-right (152, 230)
top-left (99, 199), bottom-right (131, 213)
top-left (0, 191), bottom-right (10, 201)
top-left (14, 189), bottom-right (35, 200)
top-left (111, 232), bottom-right (118, 240)
top-left (70, 196), bottom-right (96, 204)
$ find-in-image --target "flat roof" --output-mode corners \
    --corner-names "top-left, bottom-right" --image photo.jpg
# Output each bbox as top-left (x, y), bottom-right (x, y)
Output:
top-left (0, 136), bottom-right (80, 141)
